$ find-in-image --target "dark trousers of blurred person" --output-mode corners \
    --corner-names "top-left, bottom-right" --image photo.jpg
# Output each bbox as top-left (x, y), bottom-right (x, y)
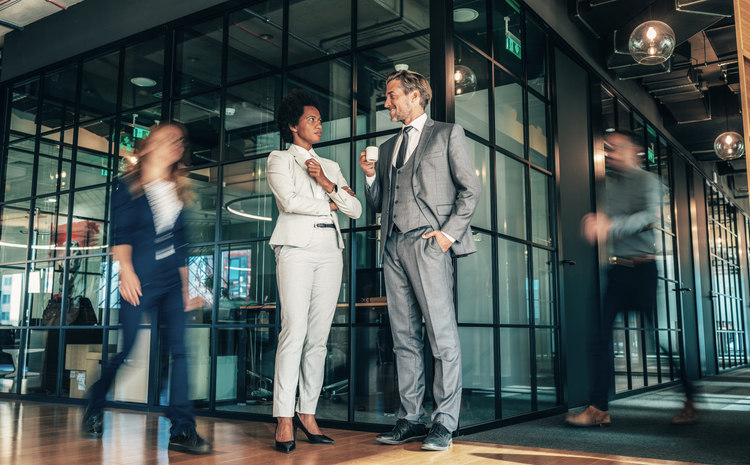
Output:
top-left (89, 268), bottom-right (194, 435)
top-left (587, 260), bottom-right (696, 424)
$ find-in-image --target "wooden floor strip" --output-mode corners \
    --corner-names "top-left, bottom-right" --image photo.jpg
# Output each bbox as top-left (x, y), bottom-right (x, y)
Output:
top-left (0, 400), bottom-right (708, 465)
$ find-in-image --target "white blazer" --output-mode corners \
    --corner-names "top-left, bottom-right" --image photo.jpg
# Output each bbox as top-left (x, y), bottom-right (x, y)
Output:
top-left (267, 145), bottom-right (362, 249)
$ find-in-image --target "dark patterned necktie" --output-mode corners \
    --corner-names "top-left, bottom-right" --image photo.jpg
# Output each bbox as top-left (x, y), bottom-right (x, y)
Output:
top-left (395, 126), bottom-right (413, 169)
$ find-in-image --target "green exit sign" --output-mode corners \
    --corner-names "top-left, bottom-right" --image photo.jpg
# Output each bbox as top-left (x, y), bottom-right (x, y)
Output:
top-left (506, 35), bottom-right (521, 59)
top-left (647, 149), bottom-right (655, 163)
top-left (133, 127), bottom-right (150, 139)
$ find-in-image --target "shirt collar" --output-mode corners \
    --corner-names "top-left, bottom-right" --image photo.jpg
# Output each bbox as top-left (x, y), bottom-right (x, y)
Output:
top-left (404, 112), bottom-right (427, 133)
top-left (291, 143), bottom-right (317, 159)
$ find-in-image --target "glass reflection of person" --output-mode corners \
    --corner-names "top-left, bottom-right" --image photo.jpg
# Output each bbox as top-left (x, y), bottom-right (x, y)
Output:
top-left (267, 89), bottom-right (361, 453)
top-left (81, 122), bottom-right (212, 454)
top-left (566, 129), bottom-right (696, 427)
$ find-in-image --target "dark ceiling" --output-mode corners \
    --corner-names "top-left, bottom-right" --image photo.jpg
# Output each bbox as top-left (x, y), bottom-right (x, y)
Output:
top-left (570, 0), bottom-right (741, 164)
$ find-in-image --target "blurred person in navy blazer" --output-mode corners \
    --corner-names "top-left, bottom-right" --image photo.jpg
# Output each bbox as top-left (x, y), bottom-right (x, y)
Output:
top-left (81, 122), bottom-right (211, 455)
top-left (268, 89), bottom-right (361, 453)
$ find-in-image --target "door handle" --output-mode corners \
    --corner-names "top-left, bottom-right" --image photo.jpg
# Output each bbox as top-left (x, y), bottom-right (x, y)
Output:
top-left (561, 259), bottom-right (576, 266)
top-left (672, 287), bottom-right (692, 292)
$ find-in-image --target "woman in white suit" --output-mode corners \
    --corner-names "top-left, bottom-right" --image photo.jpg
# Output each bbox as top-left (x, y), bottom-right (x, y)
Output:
top-left (267, 89), bottom-right (361, 453)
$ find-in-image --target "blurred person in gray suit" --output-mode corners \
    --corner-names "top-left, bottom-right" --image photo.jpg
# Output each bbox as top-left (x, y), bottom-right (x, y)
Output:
top-left (359, 70), bottom-right (480, 451)
top-left (268, 89), bottom-right (361, 453)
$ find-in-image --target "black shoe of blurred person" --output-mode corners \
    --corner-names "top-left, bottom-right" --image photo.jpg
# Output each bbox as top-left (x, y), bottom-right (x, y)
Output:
top-left (168, 429), bottom-right (212, 454)
top-left (275, 423), bottom-right (296, 453)
top-left (421, 422), bottom-right (453, 451)
top-left (294, 414), bottom-right (334, 444)
top-left (80, 404), bottom-right (103, 439)
top-left (376, 419), bottom-right (427, 445)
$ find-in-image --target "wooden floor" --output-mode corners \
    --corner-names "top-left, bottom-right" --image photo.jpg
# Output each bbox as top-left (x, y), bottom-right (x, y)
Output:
top-left (0, 400), bottom-right (707, 465)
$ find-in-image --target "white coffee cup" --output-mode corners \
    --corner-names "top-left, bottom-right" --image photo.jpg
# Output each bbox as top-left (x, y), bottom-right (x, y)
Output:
top-left (365, 146), bottom-right (379, 162)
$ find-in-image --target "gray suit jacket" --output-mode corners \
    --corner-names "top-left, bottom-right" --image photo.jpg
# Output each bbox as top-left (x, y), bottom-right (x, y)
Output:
top-left (365, 117), bottom-right (480, 259)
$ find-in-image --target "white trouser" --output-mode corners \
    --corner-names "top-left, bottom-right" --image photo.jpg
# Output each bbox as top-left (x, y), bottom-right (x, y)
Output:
top-left (272, 227), bottom-right (342, 417)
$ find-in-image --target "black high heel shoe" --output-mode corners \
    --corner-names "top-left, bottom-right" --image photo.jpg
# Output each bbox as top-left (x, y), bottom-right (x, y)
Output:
top-left (275, 422), bottom-right (296, 453)
top-left (294, 414), bottom-right (334, 445)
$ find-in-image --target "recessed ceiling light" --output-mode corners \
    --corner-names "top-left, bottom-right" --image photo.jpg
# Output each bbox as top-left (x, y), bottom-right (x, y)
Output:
top-left (453, 8), bottom-right (479, 23)
top-left (260, 33), bottom-right (273, 40)
top-left (47, 198), bottom-right (57, 203)
top-left (130, 77), bottom-right (157, 87)
top-left (225, 107), bottom-right (236, 116)
top-left (394, 63), bottom-right (409, 71)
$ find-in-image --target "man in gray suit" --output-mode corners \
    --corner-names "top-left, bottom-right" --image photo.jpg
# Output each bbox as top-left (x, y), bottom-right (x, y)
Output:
top-left (359, 70), bottom-right (480, 450)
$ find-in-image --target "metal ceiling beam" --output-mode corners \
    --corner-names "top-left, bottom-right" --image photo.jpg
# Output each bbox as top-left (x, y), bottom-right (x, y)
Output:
top-left (0, 19), bottom-right (23, 31)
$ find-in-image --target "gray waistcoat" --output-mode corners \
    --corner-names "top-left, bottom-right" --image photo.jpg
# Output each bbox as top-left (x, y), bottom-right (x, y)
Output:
top-left (389, 154), bottom-right (431, 234)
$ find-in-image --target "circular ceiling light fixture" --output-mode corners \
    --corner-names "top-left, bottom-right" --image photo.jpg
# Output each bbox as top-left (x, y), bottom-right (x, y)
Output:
top-left (454, 64), bottom-right (477, 96)
top-left (453, 8), bottom-right (479, 23)
top-left (714, 131), bottom-right (745, 160)
top-left (629, 20), bottom-right (675, 65)
top-left (130, 76), bottom-right (157, 87)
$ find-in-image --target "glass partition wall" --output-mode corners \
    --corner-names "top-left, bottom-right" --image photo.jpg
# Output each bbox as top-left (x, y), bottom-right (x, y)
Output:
top-left (0, 0), bottom-right (562, 430)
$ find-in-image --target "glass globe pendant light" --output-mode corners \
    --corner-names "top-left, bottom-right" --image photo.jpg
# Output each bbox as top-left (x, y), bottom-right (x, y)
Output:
top-left (454, 64), bottom-right (477, 96)
top-left (714, 131), bottom-right (745, 160)
top-left (628, 20), bottom-right (676, 65)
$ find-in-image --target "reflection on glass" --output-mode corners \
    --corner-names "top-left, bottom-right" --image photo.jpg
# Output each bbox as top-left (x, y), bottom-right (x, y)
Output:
top-left (215, 328), bottom-right (277, 415)
top-left (31, 194), bottom-right (69, 261)
top-left (71, 186), bottom-right (108, 253)
top-left (492, 0), bottom-right (522, 78)
top-left (494, 68), bottom-right (524, 156)
top-left (455, 40), bottom-right (490, 141)
top-left (117, 109), bottom-right (161, 173)
top-left (288, 0), bottom-right (350, 65)
top-left (526, 17), bottom-right (547, 96)
top-left (175, 17), bottom-right (223, 96)
top-left (41, 66), bottom-right (78, 134)
top-left (459, 326), bottom-right (495, 426)
top-left (159, 327), bottom-right (211, 406)
top-left (496, 155), bottom-right (526, 239)
top-left (184, 167), bottom-right (219, 244)
top-left (356, 35), bottom-right (430, 136)
top-left (536, 328), bottom-right (556, 409)
top-left (528, 93), bottom-right (549, 168)
top-left (500, 327), bottom-right (531, 417)
top-left (36, 152), bottom-right (71, 198)
top-left (225, 76), bottom-right (281, 160)
top-left (0, 265), bottom-right (26, 326)
top-left (601, 86), bottom-right (615, 131)
top-left (20, 328), bottom-right (59, 396)
top-left (221, 159), bottom-right (275, 241)
top-left (0, 205), bottom-right (31, 264)
top-left (354, 230), bottom-right (386, 324)
top-left (532, 248), bottom-right (554, 326)
top-left (78, 118), bottom-right (117, 157)
top-left (76, 149), bottom-right (112, 189)
top-left (217, 242), bottom-right (276, 325)
top-left (186, 247), bottom-right (214, 325)
top-left (121, 36), bottom-right (164, 110)
top-left (80, 52), bottom-right (120, 122)
top-left (10, 80), bottom-right (40, 139)
top-left (110, 326), bottom-right (151, 404)
top-left (530, 169), bottom-right (551, 246)
top-left (498, 239), bottom-right (528, 325)
top-left (65, 256), bottom-right (106, 325)
top-left (288, 60), bottom-right (352, 142)
top-left (173, 92), bottom-right (221, 166)
top-left (618, 100), bottom-right (632, 131)
top-left (457, 230), bottom-right (493, 325)
top-left (4, 146), bottom-right (35, 201)
top-left (227, 4), bottom-right (281, 80)
top-left (357, 0), bottom-right (429, 47)
top-left (469, 139), bottom-right (491, 230)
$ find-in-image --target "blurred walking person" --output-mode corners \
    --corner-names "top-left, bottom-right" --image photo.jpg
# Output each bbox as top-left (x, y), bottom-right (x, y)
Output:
top-left (566, 129), bottom-right (696, 427)
top-left (81, 122), bottom-right (212, 454)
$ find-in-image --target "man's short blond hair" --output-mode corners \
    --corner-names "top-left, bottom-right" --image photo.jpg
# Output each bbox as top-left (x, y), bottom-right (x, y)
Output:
top-left (386, 70), bottom-right (432, 109)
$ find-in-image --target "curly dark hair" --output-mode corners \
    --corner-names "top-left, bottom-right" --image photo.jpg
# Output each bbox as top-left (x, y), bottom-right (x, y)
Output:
top-left (276, 89), bottom-right (320, 143)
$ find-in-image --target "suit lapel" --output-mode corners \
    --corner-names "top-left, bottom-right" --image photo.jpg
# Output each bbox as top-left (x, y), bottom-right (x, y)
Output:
top-left (410, 117), bottom-right (434, 169)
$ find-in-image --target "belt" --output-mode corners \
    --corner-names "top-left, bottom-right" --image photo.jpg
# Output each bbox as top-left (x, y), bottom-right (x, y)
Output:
top-left (609, 255), bottom-right (656, 267)
top-left (314, 223), bottom-right (335, 229)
